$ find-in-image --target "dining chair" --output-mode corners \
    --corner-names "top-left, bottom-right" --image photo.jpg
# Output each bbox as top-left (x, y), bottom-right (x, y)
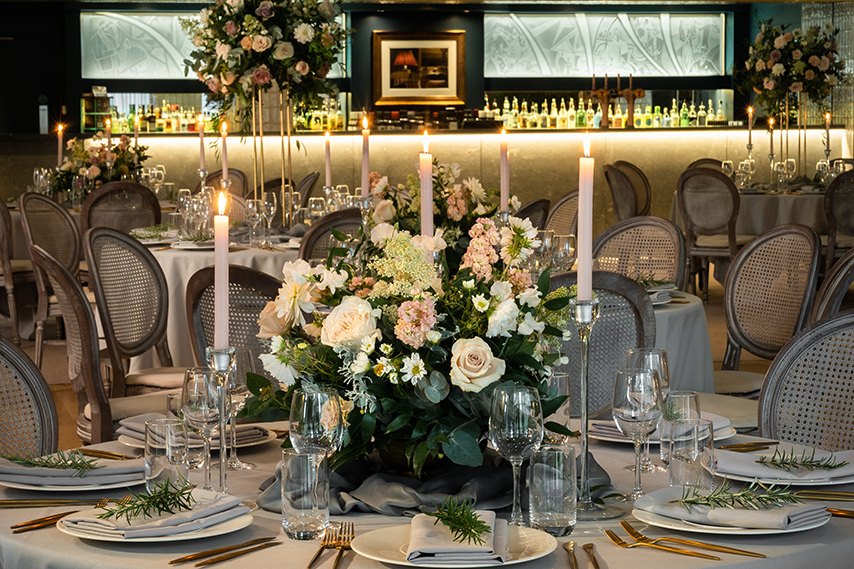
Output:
top-left (29, 245), bottom-right (170, 444)
top-left (194, 168), bottom-right (249, 197)
top-left (687, 157), bottom-right (727, 174)
top-left (715, 224), bottom-right (821, 398)
top-left (758, 310), bottom-right (854, 451)
top-left (83, 227), bottom-right (186, 397)
top-left (514, 198), bottom-right (551, 231)
top-left (603, 164), bottom-right (638, 222)
top-left (296, 172), bottom-right (321, 209)
top-left (809, 247), bottom-right (854, 325)
top-left (613, 160), bottom-right (652, 216)
top-left (830, 158), bottom-right (854, 173)
top-left (20, 193), bottom-right (91, 368)
top-left (592, 216), bottom-right (685, 288)
top-left (80, 181), bottom-right (161, 234)
top-left (549, 270), bottom-right (656, 418)
top-left (675, 167), bottom-right (753, 301)
top-left (0, 202), bottom-right (34, 345)
top-left (0, 335), bottom-right (58, 456)
top-left (298, 208), bottom-right (363, 264)
top-left (544, 190), bottom-right (579, 236)
top-left (823, 169), bottom-right (854, 270)
top-left (227, 194), bottom-right (247, 224)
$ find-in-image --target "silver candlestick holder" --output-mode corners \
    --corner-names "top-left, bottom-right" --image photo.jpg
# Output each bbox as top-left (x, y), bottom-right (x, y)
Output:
top-left (497, 210), bottom-right (510, 228)
top-left (570, 297), bottom-right (624, 521)
top-left (206, 346), bottom-right (235, 493)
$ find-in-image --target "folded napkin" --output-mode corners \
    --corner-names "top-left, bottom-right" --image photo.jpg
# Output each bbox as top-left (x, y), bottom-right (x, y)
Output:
top-left (60, 489), bottom-right (249, 539)
top-left (715, 446), bottom-right (854, 481)
top-left (591, 412), bottom-right (731, 442)
top-left (116, 413), bottom-right (269, 448)
top-left (0, 455), bottom-right (144, 486)
top-left (286, 223), bottom-right (308, 237)
top-left (648, 290), bottom-right (672, 303)
top-left (406, 510), bottom-right (508, 565)
top-left (635, 486), bottom-right (830, 530)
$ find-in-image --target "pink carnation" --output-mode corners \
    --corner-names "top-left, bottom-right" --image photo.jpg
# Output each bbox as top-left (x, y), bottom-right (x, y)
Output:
top-left (394, 298), bottom-right (436, 349)
top-left (506, 268), bottom-right (533, 295)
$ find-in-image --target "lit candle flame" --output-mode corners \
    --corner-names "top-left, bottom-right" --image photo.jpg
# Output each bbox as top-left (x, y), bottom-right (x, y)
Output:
top-left (325, 131), bottom-right (330, 138)
top-left (105, 119), bottom-right (111, 129)
top-left (501, 128), bottom-right (506, 136)
top-left (583, 133), bottom-right (591, 158)
top-left (57, 124), bottom-right (63, 134)
top-left (362, 116), bottom-right (369, 130)
top-left (422, 130), bottom-right (429, 153)
top-left (826, 112), bottom-right (832, 122)
top-left (769, 117), bottom-right (774, 128)
top-left (218, 191), bottom-right (227, 216)
top-left (198, 113), bottom-right (204, 124)
top-left (748, 106), bottom-right (753, 116)
top-left (134, 115), bottom-right (139, 125)
top-left (221, 121), bottom-right (228, 135)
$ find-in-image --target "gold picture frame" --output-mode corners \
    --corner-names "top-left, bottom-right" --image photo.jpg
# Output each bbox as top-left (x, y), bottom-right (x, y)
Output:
top-left (372, 30), bottom-right (466, 106)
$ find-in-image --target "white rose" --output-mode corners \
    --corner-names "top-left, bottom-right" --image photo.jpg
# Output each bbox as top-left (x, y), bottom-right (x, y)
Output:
top-left (487, 298), bottom-right (519, 338)
top-left (320, 296), bottom-right (379, 350)
top-left (449, 337), bottom-right (505, 393)
top-left (370, 223), bottom-right (397, 245)
top-left (272, 41), bottom-right (294, 60)
top-left (257, 300), bottom-right (289, 338)
top-left (372, 199), bottom-right (396, 224)
top-left (252, 35), bottom-right (273, 52)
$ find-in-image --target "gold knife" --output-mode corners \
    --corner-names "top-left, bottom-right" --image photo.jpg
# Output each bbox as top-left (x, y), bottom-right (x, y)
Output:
top-left (828, 508), bottom-right (854, 518)
top-left (11, 511), bottom-right (79, 533)
top-left (562, 542), bottom-right (578, 569)
top-left (169, 537), bottom-right (277, 565)
top-left (194, 541), bottom-right (281, 567)
top-left (582, 543), bottom-right (600, 569)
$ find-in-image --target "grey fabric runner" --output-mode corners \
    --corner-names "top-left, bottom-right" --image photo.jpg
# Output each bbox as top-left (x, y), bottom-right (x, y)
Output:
top-left (257, 451), bottom-right (611, 517)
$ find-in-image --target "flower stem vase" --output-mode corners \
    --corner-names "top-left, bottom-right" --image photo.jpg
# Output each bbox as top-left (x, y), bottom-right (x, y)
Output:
top-left (570, 298), bottom-right (625, 521)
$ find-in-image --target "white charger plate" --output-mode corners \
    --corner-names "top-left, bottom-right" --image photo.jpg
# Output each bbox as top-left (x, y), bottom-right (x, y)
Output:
top-left (170, 241), bottom-right (215, 250)
top-left (632, 508), bottom-right (830, 536)
top-left (117, 427), bottom-right (277, 451)
top-left (351, 524), bottom-right (556, 568)
top-left (0, 479), bottom-right (144, 492)
top-left (714, 471), bottom-right (854, 487)
top-left (589, 426), bottom-right (736, 445)
top-left (56, 510), bottom-right (253, 543)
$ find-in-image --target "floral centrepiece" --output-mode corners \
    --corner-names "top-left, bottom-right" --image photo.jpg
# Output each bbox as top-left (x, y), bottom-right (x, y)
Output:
top-left (740, 19), bottom-right (845, 116)
top-left (51, 133), bottom-right (149, 195)
top-left (182, 0), bottom-right (348, 126)
top-left (245, 217), bottom-right (571, 476)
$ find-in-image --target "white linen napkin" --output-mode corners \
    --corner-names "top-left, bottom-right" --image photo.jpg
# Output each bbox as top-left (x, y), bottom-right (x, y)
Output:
top-left (635, 486), bottom-right (830, 530)
top-left (591, 412), bottom-right (731, 442)
top-left (715, 446), bottom-right (854, 481)
top-left (60, 489), bottom-right (249, 539)
top-left (648, 290), bottom-right (672, 303)
top-left (116, 413), bottom-right (269, 447)
top-left (406, 510), bottom-right (508, 565)
top-left (0, 455), bottom-right (144, 486)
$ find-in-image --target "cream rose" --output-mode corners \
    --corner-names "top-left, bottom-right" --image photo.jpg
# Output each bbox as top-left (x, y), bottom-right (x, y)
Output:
top-left (372, 199), bottom-right (396, 224)
top-left (320, 296), bottom-right (379, 350)
top-left (257, 300), bottom-right (289, 338)
top-left (449, 337), bottom-right (505, 393)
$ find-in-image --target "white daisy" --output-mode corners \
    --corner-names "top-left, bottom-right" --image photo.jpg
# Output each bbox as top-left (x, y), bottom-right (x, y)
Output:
top-left (293, 22), bottom-right (315, 44)
top-left (401, 354), bottom-right (427, 383)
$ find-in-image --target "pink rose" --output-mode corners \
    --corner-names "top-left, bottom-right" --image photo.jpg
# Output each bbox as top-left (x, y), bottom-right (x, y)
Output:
top-left (819, 56), bottom-right (830, 71)
top-left (225, 21), bottom-right (239, 36)
top-left (272, 41), bottom-right (294, 60)
top-left (763, 77), bottom-right (776, 90)
top-left (240, 36), bottom-right (253, 50)
top-left (770, 50), bottom-right (781, 62)
top-left (252, 35), bottom-right (272, 52)
top-left (295, 61), bottom-right (310, 75)
top-left (254, 0), bottom-right (274, 20)
top-left (805, 69), bottom-right (815, 80)
top-left (215, 42), bottom-right (231, 60)
top-left (220, 71), bottom-right (236, 85)
top-left (792, 49), bottom-right (803, 60)
top-left (206, 77), bottom-right (222, 93)
top-left (789, 82), bottom-right (803, 93)
top-left (87, 165), bottom-right (101, 179)
top-left (809, 55), bottom-right (821, 66)
top-left (783, 32), bottom-right (793, 42)
top-left (755, 59), bottom-right (766, 71)
top-left (773, 35), bottom-right (787, 49)
top-left (252, 65), bottom-right (272, 85)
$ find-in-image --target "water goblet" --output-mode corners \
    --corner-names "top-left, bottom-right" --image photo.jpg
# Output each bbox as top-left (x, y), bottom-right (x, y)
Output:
top-left (612, 368), bottom-right (663, 502)
top-left (222, 348), bottom-right (255, 471)
top-left (289, 387), bottom-right (345, 457)
top-left (554, 235), bottom-right (576, 272)
top-left (180, 367), bottom-right (221, 491)
top-left (721, 160), bottom-right (734, 178)
top-left (308, 197), bottom-right (326, 224)
top-left (488, 385), bottom-right (544, 526)
top-left (261, 191), bottom-right (278, 245)
top-left (625, 348), bottom-right (669, 473)
top-left (785, 158), bottom-right (796, 182)
top-left (659, 390), bottom-right (701, 469)
top-left (245, 199), bottom-right (263, 247)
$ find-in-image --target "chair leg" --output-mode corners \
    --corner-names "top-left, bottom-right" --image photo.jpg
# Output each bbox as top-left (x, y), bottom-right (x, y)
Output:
top-left (701, 258), bottom-right (710, 302)
top-left (34, 320), bottom-right (45, 368)
top-left (5, 289), bottom-right (19, 345)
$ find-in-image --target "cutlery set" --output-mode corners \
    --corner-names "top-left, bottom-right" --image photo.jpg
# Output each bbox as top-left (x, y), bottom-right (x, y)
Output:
top-left (169, 537), bottom-right (282, 567)
top-left (604, 521), bottom-right (766, 559)
top-left (305, 522), bottom-right (354, 569)
top-left (9, 495), bottom-right (133, 533)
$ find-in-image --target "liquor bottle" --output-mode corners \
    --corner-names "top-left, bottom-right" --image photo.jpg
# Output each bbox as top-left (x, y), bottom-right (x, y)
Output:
top-left (642, 105), bottom-right (653, 128)
top-left (689, 103), bottom-right (697, 126)
top-left (585, 100), bottom-right (594, 128)
top-left (633, 105), bottom-right (643, 128)
top-left (717, 99), bottom-right (726, 122)
top-left (179, 107), bottom-right (189, 132)
top-left (670, 99), bottom-right (679, 128)
top-left (679, 101), bottom-right (690, 127)
top-left (510, 97), bottom-right (520, 129)
top-left (492, 100), bottom-right (499, 119)
top-left (549, 98), bottom-right (558, 128)
top-left (697, 102), bottom-right (707, 127)
top-left (188, 108), bottom-right (198, 132)
top-left (483, 94), bottom-right (490, 115)
top-left (567, 98), bottom-right (576, 129)
top-left (503, 97), bottom-right (511, 120)
top-left (653, 105), bottom-right (662, 128)
top-left (520, 99), bottom-right (529, 128)
top-left (576, 98), bottom-right (587, 128)
top-left (662, 105), bottom-right (672, 128)
top-left (557, 98), bottom-right (568, 129)
top-left (529, 102), bottom-right (539, 128)
top-left (126, 104), bottom-right (135, 132)
top-left (593, 103), bottom-right (602, 128)
top-left (612, 104), bottom-right (623, 129)
top-left (539, 100), bottom-right (549, 128)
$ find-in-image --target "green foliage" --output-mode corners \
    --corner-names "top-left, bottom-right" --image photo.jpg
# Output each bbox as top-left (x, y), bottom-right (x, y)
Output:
top-left (424, 497), bottom-right (492, 545)
top-left (97, 478), bottom-right (195, 524)
top-left (679, 479), bottom-right (802, 511)
top-left (756, 448), bottom-right (849, 472)
top-left (2, 450), bottom-right (102, 478)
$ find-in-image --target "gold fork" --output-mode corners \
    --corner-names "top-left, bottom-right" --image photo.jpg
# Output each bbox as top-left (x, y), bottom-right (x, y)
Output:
top-left (604, 530), bottom-right (720, 560)
top-left (621, 521), bottom-right (765, 558)
top-left (305, 527), bottom-right (337, 569)
top-left (331, 522), bottom-right (354, 569)
top-left (9, 494), bottom-right (131, 533)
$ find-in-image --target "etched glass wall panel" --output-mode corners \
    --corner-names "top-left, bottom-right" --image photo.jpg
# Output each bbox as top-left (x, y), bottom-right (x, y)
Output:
top-left (484, 13), bottom-right (725, 78)
top-left (80, 12), bottom-right (196, 79)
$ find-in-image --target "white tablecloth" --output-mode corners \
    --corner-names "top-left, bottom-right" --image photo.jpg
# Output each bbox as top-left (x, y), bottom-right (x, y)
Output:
top-left (653, 293), bottom-right (715, 393)
top-left (128, 246), bottom-right (296, 371)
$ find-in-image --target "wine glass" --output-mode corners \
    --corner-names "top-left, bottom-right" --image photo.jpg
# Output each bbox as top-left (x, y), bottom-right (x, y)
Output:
top-left (721, 160), bottom-right (734, 178)
top-left (289, 387), bottom-right (345, 457)
top-left (180, 368), bottom-right (221, 491)
top-left (554, 235), bottom-right (576, 272)
top-left (488, 385), bottom-right (544, 526)
top-left (224, 349), bottom-right (255, 471)
top-left (308, 197), bottom-right (326, 224)
top-left (245, 199), bottom-right (262, 247)
top-left (261, 191), bottom-right (278, 245)
top-left (612, 368), bottom-right (663, 502)
top-left (625, 348), bottom-right (669, 473)
top-left (785, 158), bottom-right (796, 182)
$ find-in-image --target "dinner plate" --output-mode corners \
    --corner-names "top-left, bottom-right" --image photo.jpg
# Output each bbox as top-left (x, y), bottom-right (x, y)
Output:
top-left (589, 426), bottom-right (736, 444)
top-left (55, 510), bottom-right (253, 543)
top-left (647, 284), bottom-right (677, 292)
top-left (651, 298), bottom-right (673, 306)
top-left (170, 241), bottom-right (215, 250)
top-left (631, 508), bottom-right (831, 536)
top-left (351, 524), bottom-right (557, 568)
top-left (117, 427), bottom-right (277, 451)
top-left (713, 471), bottom-right (854, 487)
top-left (0, 478), bottom-right (145, 492)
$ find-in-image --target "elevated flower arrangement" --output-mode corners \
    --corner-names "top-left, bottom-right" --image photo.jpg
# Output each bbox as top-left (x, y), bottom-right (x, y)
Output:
top-left (51, 133), bottom-right (149, 195)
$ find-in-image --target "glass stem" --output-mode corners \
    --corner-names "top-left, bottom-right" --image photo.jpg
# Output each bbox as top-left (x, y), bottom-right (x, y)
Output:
top-left (228, 413), bottom-right (238, 466)
top-left (510, 458), bottom-right (524, 526)
top-left (633, 440), bottom-right (643, 496)
top-left (202, 438), bottom-right (212, 491)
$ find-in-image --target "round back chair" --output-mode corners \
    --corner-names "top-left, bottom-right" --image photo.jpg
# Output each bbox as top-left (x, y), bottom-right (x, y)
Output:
top-left (514, 198), bottom-right (551, 231)
top-left (298, 208), bottom-right (363, 263)
top-left (613, 160), bottom-right (652, 216)
top-left (592, 216), bottom-right (685, 287)
top-left (81, 181), bottom-right (161, 234)
top-left (824, 169), bottom-right (854, 269)
top-left (603, 164), bottom-right (638, 222)
top-left (544, 190), bottom-right (579, 236)
top-left (809, 247), bottom-right (854, 325)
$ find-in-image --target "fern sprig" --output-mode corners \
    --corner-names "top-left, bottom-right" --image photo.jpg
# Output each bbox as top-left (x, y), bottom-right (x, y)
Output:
top-left (756, 448), bottom-right (850, 472)
top-left (97, 478), bottom-right (195, 524)
top-left (1, 450), bottom-right (102, 478)
top-left (678, 478), bottom-right (803, 511)
top-left (424, 497), bottom-right (492, 545)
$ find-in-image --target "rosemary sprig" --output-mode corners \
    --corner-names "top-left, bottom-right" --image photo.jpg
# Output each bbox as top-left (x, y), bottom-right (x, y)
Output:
top-left (187, 231), bottom-right (214, 242)
top-left (424, 497), bottom-right (492, 546)
top-left (1, 450), bottom-right (102, 478)
top-left (756, 448), bottom-right (850, 472)
top-left (97, 478), bottom-right (195, 524)
top-left (633, 273), bottom-right (675, 291)
top-left (678, 478), bottom-right (803, 511)
top-left (662, 398), bottom-right (682, 421)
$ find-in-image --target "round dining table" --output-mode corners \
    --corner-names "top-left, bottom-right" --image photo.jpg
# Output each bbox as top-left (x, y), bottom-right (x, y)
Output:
top-left (1, 423), bottom-right (851, 569)
top-left (652, 293), bottom-right (715, 393)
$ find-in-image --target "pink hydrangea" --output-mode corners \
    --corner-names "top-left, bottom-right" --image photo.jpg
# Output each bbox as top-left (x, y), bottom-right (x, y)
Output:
top-left (506, 268), bottom-right (534, 295)
top-left (446, 186), bottom-right (469, 221)
top-left (461, 218), bottom-right (501, 280)
top-left (394, 298), bottom-right (436, 349)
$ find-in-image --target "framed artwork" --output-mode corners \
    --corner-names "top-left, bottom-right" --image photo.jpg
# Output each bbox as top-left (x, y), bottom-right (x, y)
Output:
top-left (372, 31), bottom-right (465, 106)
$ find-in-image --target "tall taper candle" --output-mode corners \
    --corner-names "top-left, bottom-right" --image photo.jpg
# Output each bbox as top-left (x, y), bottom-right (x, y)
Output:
top-left (577, 134), bottom-right (594, 301)
top-left (499, 129), bottom-right (509, 212)
top-left (420, 130), bottom-right (433, 239)
top-left (825, 112), bottom-right (832, 154)
top-left (221, 121), bottom-right (229, 181)
top-left (214, 191), bottom-right (229, 349)
top-left (56, 124), bottom-right (63, 169)
top-left (747, 107), bottom-right (753, 147)
top-left (769, 117), bottom-right (774, 157)
top-left (198, 114), bottom-right (206, 171)
top-left (325, 131), bottom-right (332, 188)
top-left (133, 115), bottom-right (139, 149)
top-left (361, 116), bottom-right (370, 198)
top-left (105, 119), bottom-right (112, 151)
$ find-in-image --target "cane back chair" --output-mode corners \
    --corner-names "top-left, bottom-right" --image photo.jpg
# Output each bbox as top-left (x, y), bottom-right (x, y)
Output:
top-left (81, 182), bottom-right (161, 234)
top-left (592, 216), bottom-right (685, 288)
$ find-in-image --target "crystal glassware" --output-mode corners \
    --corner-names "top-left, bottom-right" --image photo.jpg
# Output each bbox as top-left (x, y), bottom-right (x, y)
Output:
top-left (261, 191), bottom-right (278, 245)
top-left (245, 199), bottom-right (262, 247)
top-left (625, 348), bottom-right (670, 473)
top-left (308, 197), bottom-right (326, 224)
top-left (289, 387), bottom-right (345, 457)
top-left (612, 368), bottom-right (663, 502)
top-left (488, 385), bottom-right (543, 526)
top-left (180, 367), bottom-right (221, 491)
top-left (659, 390), bottom-right (701, 469)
